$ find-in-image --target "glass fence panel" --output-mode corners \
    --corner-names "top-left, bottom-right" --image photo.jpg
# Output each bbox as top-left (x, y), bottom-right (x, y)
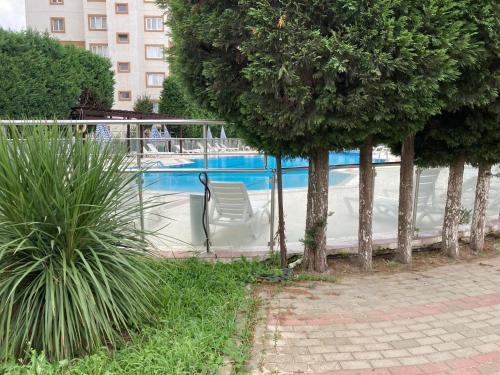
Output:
top-left (280, 170), bottom-right (307, 251)
top-left (372, 165), bottom-right (400, 241)
top-left (488, 165), bottom-right (500, 219)
top-left (414, 167), bottom-right (449, 235)
top-left (141, 171), bottom-right (272, 253)
top-left (462, 166), bottom-right (478, 216)
top-left (327, 167), bottom-right (360, 245)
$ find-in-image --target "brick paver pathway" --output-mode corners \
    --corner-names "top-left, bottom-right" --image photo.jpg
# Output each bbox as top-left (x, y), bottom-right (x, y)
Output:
top-left (249, 257), bottom-right (500, 375)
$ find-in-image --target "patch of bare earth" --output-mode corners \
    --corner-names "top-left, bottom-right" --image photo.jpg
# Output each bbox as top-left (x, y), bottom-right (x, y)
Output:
top-left (324, 234), bottom-right (500, 277)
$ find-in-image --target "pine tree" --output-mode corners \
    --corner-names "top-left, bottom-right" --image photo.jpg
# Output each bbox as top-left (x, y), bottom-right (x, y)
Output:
top-left (161, 0), bottom-right (480, 271)
top-left (413, 0), bottom-right (499, 258)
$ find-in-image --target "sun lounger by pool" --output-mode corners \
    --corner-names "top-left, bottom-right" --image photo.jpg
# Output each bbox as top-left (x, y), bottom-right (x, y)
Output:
top-left (145, 143), bottom-right (174, 155)
top-left (208, 181), bottom-right (270, 237)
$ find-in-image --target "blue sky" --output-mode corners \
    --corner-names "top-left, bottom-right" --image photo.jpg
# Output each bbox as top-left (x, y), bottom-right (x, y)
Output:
top-left (0, 0), bottom-right (26, 31)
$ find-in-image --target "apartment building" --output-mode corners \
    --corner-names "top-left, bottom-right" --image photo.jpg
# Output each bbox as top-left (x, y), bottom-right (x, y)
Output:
top-left (25, 0), bottom-right (169, 111)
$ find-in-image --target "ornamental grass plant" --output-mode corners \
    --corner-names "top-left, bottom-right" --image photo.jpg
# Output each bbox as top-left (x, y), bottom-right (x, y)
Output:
top-left (0, 125), bottom-right (154, 362)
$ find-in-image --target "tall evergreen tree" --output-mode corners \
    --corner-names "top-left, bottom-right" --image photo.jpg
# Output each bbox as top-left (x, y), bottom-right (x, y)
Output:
top-left (162, 0), bottom-right (478, 271)
top-left (413, 0), bottom-right (499, 258)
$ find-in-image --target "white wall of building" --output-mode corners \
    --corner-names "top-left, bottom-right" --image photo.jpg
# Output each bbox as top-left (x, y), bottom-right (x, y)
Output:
top-left (25, 0), bottom-right (169, 111)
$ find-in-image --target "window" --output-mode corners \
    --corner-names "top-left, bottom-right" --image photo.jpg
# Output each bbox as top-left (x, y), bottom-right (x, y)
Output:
top-left (89, 43), bottom-right (108, 57)
top-left (50, 0), bottom-right (63, 4)
top-left (50, 17), bottom-right (65, 33)
top-left (88, 15), bottom-right (107, 30)
top-left (144, 16), bottom-right (163, 32)
top-left (115, 3), bottom-right (128, 14)
top-left (116, 33), bottom-right (129, 44)
top-left (152, 101), bottom-right (159, 113)
top-left (117, 62), bottom-right (130, 73)
top-left (146, 72), bottom-right (165, 87)
top-left (118, 91), bottom-right (132, 101)
top-left (145, 45), bottom-right (164, 60)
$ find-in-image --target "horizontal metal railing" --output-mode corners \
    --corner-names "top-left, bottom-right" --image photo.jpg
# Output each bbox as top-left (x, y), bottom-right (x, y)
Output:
top-left (0, 119), bottom-right (409, 253)
top-left (0, 119), bottom-right (225, 126)
top-left (129, 162), bottom-right (402, 174)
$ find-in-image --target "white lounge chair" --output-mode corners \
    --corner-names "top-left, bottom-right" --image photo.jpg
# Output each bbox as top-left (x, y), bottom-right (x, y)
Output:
top-left (373, 168), bottom-right (442, 225)
top-left (208, 181), bottom-right (270, 237)
top-left (197, 141), bottom-right (221, 153)
top-left (171, 144), bottom-right (203, 154)
top-left (215, 141), bottom-right (239, 152)
top-left (146, 143), bottom-right (174, 155)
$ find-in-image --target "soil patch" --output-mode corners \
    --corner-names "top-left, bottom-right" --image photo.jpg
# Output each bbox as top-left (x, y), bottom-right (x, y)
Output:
top-left (322, 234), bottom-right (500, 277)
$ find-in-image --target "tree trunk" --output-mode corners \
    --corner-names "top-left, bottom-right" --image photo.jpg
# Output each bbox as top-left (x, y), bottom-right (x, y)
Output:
top-left (303, 148), bottom-right (329, 272)
top-left (396, 134), bottom-right (415, 264)
top-left (442, 155), bottom-right (465, 258)
top-left (470, 163), bottom-right (491, 253)
top-left (358, 136), bottom-right (374, 271)
top-left (276, 154), bottom-right (287, 268)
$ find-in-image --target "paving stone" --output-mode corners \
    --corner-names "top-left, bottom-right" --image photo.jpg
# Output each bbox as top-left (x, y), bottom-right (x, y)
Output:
top-left (408, 346), bottom-right (436, 355)
top-left (381, 349), bottom-right (410, 359)
top-left (249, 257), bottom-right (500, 375)
top-left (353, 351), bottom-right (383, 360)
top-left (323, 352), bottom-right (354, 361)
top-left (370, 358), bottom-right (402, 368)
top-left (339, 360), bottom-right (371, 370)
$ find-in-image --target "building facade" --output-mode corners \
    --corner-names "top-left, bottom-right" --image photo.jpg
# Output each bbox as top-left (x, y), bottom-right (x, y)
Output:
top-left (25, 0), bottom-right (169, 111)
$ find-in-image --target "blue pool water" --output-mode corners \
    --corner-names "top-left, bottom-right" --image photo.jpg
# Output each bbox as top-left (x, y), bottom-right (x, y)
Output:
top-left (143, 151), bottom-right (383, 192)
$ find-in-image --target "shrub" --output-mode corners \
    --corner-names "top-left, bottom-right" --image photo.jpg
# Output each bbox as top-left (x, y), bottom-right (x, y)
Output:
top-left (0, 30), bottom-right (114, 118)
top-left (133, 95), bottom-right (154, 113)
top-left (0, 125), bottom-right (154, 361)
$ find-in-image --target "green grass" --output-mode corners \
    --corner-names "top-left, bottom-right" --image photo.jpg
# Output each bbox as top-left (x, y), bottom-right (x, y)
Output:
top-left (294, 273), bottom-right (336, 283)
top-left (1, 258), bottom-right (269, 375)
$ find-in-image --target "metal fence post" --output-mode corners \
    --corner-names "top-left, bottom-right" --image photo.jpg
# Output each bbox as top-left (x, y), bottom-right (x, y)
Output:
top-left (269, 169), bottom-right (276, 252)
top-left (137, 151), bottom-right (145, 239)
top-left (203, 124), bottom-right (208, 169)
top-left (412, 168), bottom-right (421, 237)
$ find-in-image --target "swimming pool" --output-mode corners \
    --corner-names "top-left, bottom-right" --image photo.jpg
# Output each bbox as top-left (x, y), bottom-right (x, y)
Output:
top-left (143, 151), bottom-right (384, 192)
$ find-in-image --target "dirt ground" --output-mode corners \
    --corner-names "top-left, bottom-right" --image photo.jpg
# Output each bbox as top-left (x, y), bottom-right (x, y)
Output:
top-left (321, 234), bottom-right (500, 277)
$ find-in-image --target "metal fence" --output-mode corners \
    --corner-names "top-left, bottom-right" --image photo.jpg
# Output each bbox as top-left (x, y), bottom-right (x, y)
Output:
top-left (0, 119), bottom-right (498, 256)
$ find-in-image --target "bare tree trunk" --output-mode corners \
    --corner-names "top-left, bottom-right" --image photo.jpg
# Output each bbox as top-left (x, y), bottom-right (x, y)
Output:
top-left (442, 155), bottom-right (465, 258)
top-left (276, 154), bottom-right (287, 268)
top-left (303, 148), bottom-right (329, 272)
top-left (396, 134), bottom-right (415, 264)
top-left (470, 163), bottom-right (491, 253)
top-left (358, 136), bottom-right (374, 271)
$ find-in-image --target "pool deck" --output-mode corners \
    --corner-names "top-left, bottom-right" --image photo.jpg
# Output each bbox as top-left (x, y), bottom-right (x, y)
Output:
top-left (143, 164), bottom-right (499, 260)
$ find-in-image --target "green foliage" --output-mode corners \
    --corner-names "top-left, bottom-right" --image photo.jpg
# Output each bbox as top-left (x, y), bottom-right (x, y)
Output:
top-left (413, 0), bottom-right (499, 167)
top-left (161, 0), bottom-right (476, 156)
top-left (159, 76), bottom-right (189, 117)
top-left (65, 45), bottom-right (114, 111)
top-left (0, 125), bottom-right (154, 362)
top-left (0, 30), bottom-right (114, 118)
top-left (159, 76), bottom-right (229, 138)
top-left (414, 106), bottom-right (500, 167)
top-left (294, 273), bottom-right (336, 283)
top-left (1, 258), bottom-right (270, 374)
top-left (459, 207), bottom-right (472, 225)
top-left (133, 95), bottom-right (154, 113)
